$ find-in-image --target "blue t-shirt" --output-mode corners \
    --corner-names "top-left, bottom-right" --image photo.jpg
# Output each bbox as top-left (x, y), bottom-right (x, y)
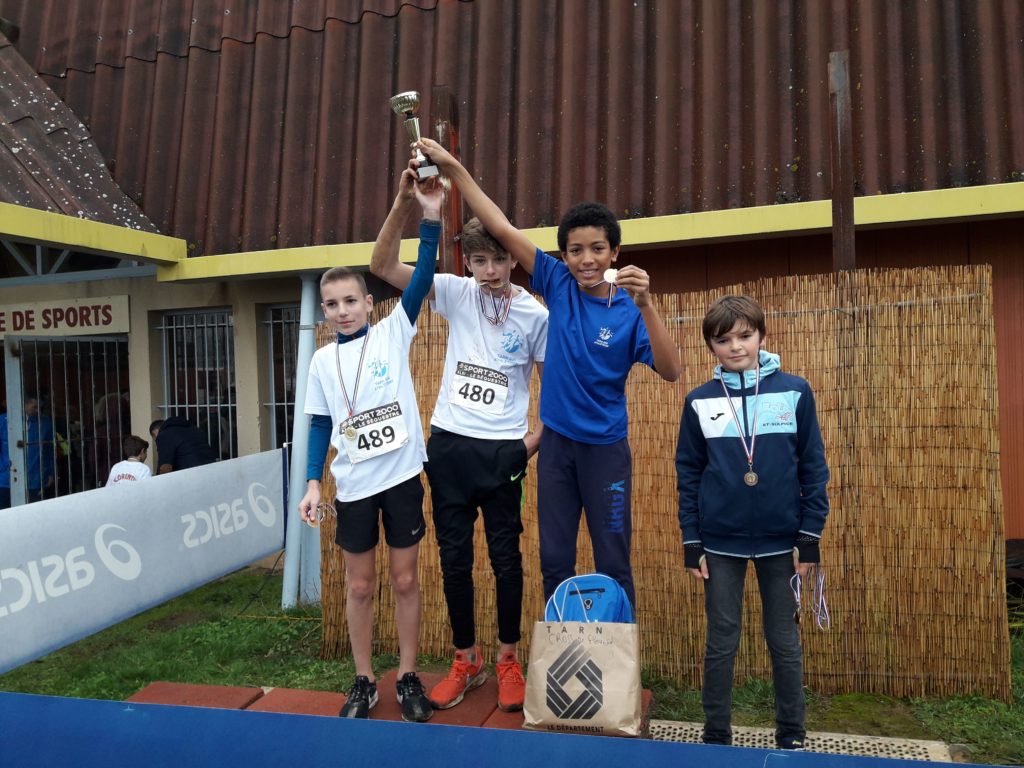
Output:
top-left (530, 248), bottom-right (654, 444)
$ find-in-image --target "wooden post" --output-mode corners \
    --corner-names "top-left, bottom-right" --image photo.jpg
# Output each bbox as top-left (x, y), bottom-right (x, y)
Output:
top-left (829, 51), bottom-right (855, 272)
top-left (431, 85), bottom-right (463, 276)
top-left (829, 51), bottom-right (862, 564)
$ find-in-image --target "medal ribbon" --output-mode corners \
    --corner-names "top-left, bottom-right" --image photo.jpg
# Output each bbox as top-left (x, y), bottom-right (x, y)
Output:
top-left (791, 567), bottom-right (831, 630)
top-left (573, 277), bottom-right (615, 307)
top-left (478, 282), bottom-right (513, 326)
top-left (719, 363), bottom-right (761, 475)
top-left (334, 326), bottom-right (371, 419)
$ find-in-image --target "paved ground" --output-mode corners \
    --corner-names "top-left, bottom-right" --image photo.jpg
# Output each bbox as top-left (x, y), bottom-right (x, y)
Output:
top-left (649, 720), bottom-right (952, 762)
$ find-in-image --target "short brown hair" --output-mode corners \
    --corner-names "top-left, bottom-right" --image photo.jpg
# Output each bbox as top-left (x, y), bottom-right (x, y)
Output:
top-left (460, 217), bottom-right (506, 258)
top-left (320, 266), bottom-right (368, 295)
top-left (702, 295), bottom-right (766, 349)
top-left (123, 434), bottom-right (149, 459)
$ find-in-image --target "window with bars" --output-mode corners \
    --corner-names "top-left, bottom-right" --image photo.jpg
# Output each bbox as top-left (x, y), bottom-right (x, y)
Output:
top-left (264, 304), bottom-right (300, 448)
top-left (4, 336), bottom-right (130, 496)
top-left (156, 309), bottom-right (236, 460)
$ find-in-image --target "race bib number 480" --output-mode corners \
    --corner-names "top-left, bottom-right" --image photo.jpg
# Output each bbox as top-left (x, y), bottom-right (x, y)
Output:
top-left (451, 361), bottom-right (509, 415)
top-left (340, 402), bottom-right (409, 464)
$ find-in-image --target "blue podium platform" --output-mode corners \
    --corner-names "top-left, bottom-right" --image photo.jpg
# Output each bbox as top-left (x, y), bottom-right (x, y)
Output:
top-left (0, 691), bottom-right (994, 768)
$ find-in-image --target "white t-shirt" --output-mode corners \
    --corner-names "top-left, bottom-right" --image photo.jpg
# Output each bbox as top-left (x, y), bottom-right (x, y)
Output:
top-left (304, 303), bottom-right (426, 502)
top-left (430, 274), bottom-right (548, 439)
top-left (106, 459), bottom-right (152, 486)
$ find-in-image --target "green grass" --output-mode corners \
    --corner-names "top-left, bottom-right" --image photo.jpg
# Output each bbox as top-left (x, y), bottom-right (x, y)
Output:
top-left (0, 567), bottom-right (358, 699)
top-left (2, 567), bottom-right (1022, 765)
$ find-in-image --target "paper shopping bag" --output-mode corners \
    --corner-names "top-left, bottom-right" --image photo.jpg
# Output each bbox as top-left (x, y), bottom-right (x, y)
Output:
top-left (523, 620), bottom-right (642, 737)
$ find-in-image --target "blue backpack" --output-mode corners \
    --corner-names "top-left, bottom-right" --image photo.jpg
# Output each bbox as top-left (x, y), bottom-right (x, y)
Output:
top-left (544, 573), bottom-right (634, 623)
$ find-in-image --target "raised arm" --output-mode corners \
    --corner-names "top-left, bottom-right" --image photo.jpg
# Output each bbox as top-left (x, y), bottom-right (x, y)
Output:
top-left (614, 265), bottom-right (681, 382)
top-left (641, 305), bottom-right (681, 382)
top-left (417, 137), bottom-right (540, 275)
top-left (398, 171), bottom-right (444, 323)
top-left (369, 163), bottom-right (421, 292)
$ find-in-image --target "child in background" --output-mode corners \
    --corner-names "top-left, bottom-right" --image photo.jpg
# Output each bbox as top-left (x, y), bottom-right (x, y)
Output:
top-left (676, 294), bottom-right (829, 750)
top-left (105, 435), bottom-right (152, 485)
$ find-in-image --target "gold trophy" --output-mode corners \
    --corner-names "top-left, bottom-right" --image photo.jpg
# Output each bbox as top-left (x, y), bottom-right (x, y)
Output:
top-left (390, 91), bottom-right (439, 180)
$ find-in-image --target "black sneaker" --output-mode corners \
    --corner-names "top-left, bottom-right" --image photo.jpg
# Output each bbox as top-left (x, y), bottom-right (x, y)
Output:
top-left (776, 735), bottom-right (806, 751)
top-left (339, 675), bottom-right (378, 718)
top-left (396, 671), bottom-right (433, 722)
top-left (701, 727), bottom-right (732, 746)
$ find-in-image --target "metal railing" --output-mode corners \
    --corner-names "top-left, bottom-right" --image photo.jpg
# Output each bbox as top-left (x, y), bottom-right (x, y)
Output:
top-left (155, 309), bottom-right (236, 459)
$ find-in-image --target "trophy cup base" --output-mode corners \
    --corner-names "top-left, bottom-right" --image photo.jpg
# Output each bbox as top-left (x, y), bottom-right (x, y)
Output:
top-left (416, 164), bottom-right (440, 180)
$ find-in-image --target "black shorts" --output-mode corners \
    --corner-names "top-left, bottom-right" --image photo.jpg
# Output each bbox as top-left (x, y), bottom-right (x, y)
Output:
top-left (333, 474), bottom-right (425, 554)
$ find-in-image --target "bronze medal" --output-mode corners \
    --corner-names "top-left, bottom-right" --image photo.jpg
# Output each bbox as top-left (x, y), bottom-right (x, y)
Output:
top-left (744, 470), bottom-right (759, 487)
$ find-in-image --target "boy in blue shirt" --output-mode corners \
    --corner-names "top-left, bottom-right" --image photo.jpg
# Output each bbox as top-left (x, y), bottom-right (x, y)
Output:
top-left (676, 294), bottom-right (829, 750)
top-left (417, 138), bottom-right (680, 608)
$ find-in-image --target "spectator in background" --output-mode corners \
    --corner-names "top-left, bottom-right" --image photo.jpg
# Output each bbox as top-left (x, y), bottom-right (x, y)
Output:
top-left (0, 396), bottom-right (57, 505)
top-left (106, 435), bottom-right (152, 486)
top-left (25, 394), bottom-right (55, 502)
top-left (0, 411), bottom-right (9, 509)
top-left (149, 417), bottom-right (217, 473)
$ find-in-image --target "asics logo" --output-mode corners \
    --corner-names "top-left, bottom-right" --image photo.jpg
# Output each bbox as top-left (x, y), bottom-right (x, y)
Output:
top-left (510, 470), bottom-right (524, 482)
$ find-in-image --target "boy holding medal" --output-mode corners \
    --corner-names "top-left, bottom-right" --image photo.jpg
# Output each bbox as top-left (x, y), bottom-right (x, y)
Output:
top-left (675, 294), bottom-right (830, 750)
top-left (298, 164), bottom-right (441, 723)
top-left (371, 162), bottom-right (548, 713)
top-left (415, 138), bottom-right (680, 609)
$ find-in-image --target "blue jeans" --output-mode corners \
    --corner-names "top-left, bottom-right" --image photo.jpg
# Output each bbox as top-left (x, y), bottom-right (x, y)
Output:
top-left (702, 552), bottom-right (805, 745)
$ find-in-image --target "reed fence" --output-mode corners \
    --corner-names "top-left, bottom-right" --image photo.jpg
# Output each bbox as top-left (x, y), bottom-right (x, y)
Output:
top-left (315, 265), bottom-right (1010, 700)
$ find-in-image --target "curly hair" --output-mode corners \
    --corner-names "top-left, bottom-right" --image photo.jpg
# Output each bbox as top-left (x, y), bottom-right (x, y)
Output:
top-left (557, 202), bottom-right (621, 252)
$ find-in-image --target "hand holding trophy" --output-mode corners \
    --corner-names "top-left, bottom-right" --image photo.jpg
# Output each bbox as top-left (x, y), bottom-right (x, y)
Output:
top-left (390, 91), bottom-right (440, 180)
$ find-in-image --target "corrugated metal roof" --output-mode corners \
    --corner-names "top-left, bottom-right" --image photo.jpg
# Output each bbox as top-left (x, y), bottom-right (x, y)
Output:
top-left (0, 31), bottom-right (157, 231)
top-left (0, 0), bottom-right (448, 75)
top-left (0, 0), bottom-right (1021, 256)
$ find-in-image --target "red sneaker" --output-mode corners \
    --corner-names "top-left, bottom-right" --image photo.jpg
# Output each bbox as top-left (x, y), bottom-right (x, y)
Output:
top-left (496, 652), bottom-right (525, 712)
top-left (428, 647), bottom-right (486, 709)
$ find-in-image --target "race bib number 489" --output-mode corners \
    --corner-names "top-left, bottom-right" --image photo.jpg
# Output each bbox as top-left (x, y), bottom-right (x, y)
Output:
top-left (340, 402), bottom-right (409, 464)
top-left (451, 362), bottom-right (509, 415)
